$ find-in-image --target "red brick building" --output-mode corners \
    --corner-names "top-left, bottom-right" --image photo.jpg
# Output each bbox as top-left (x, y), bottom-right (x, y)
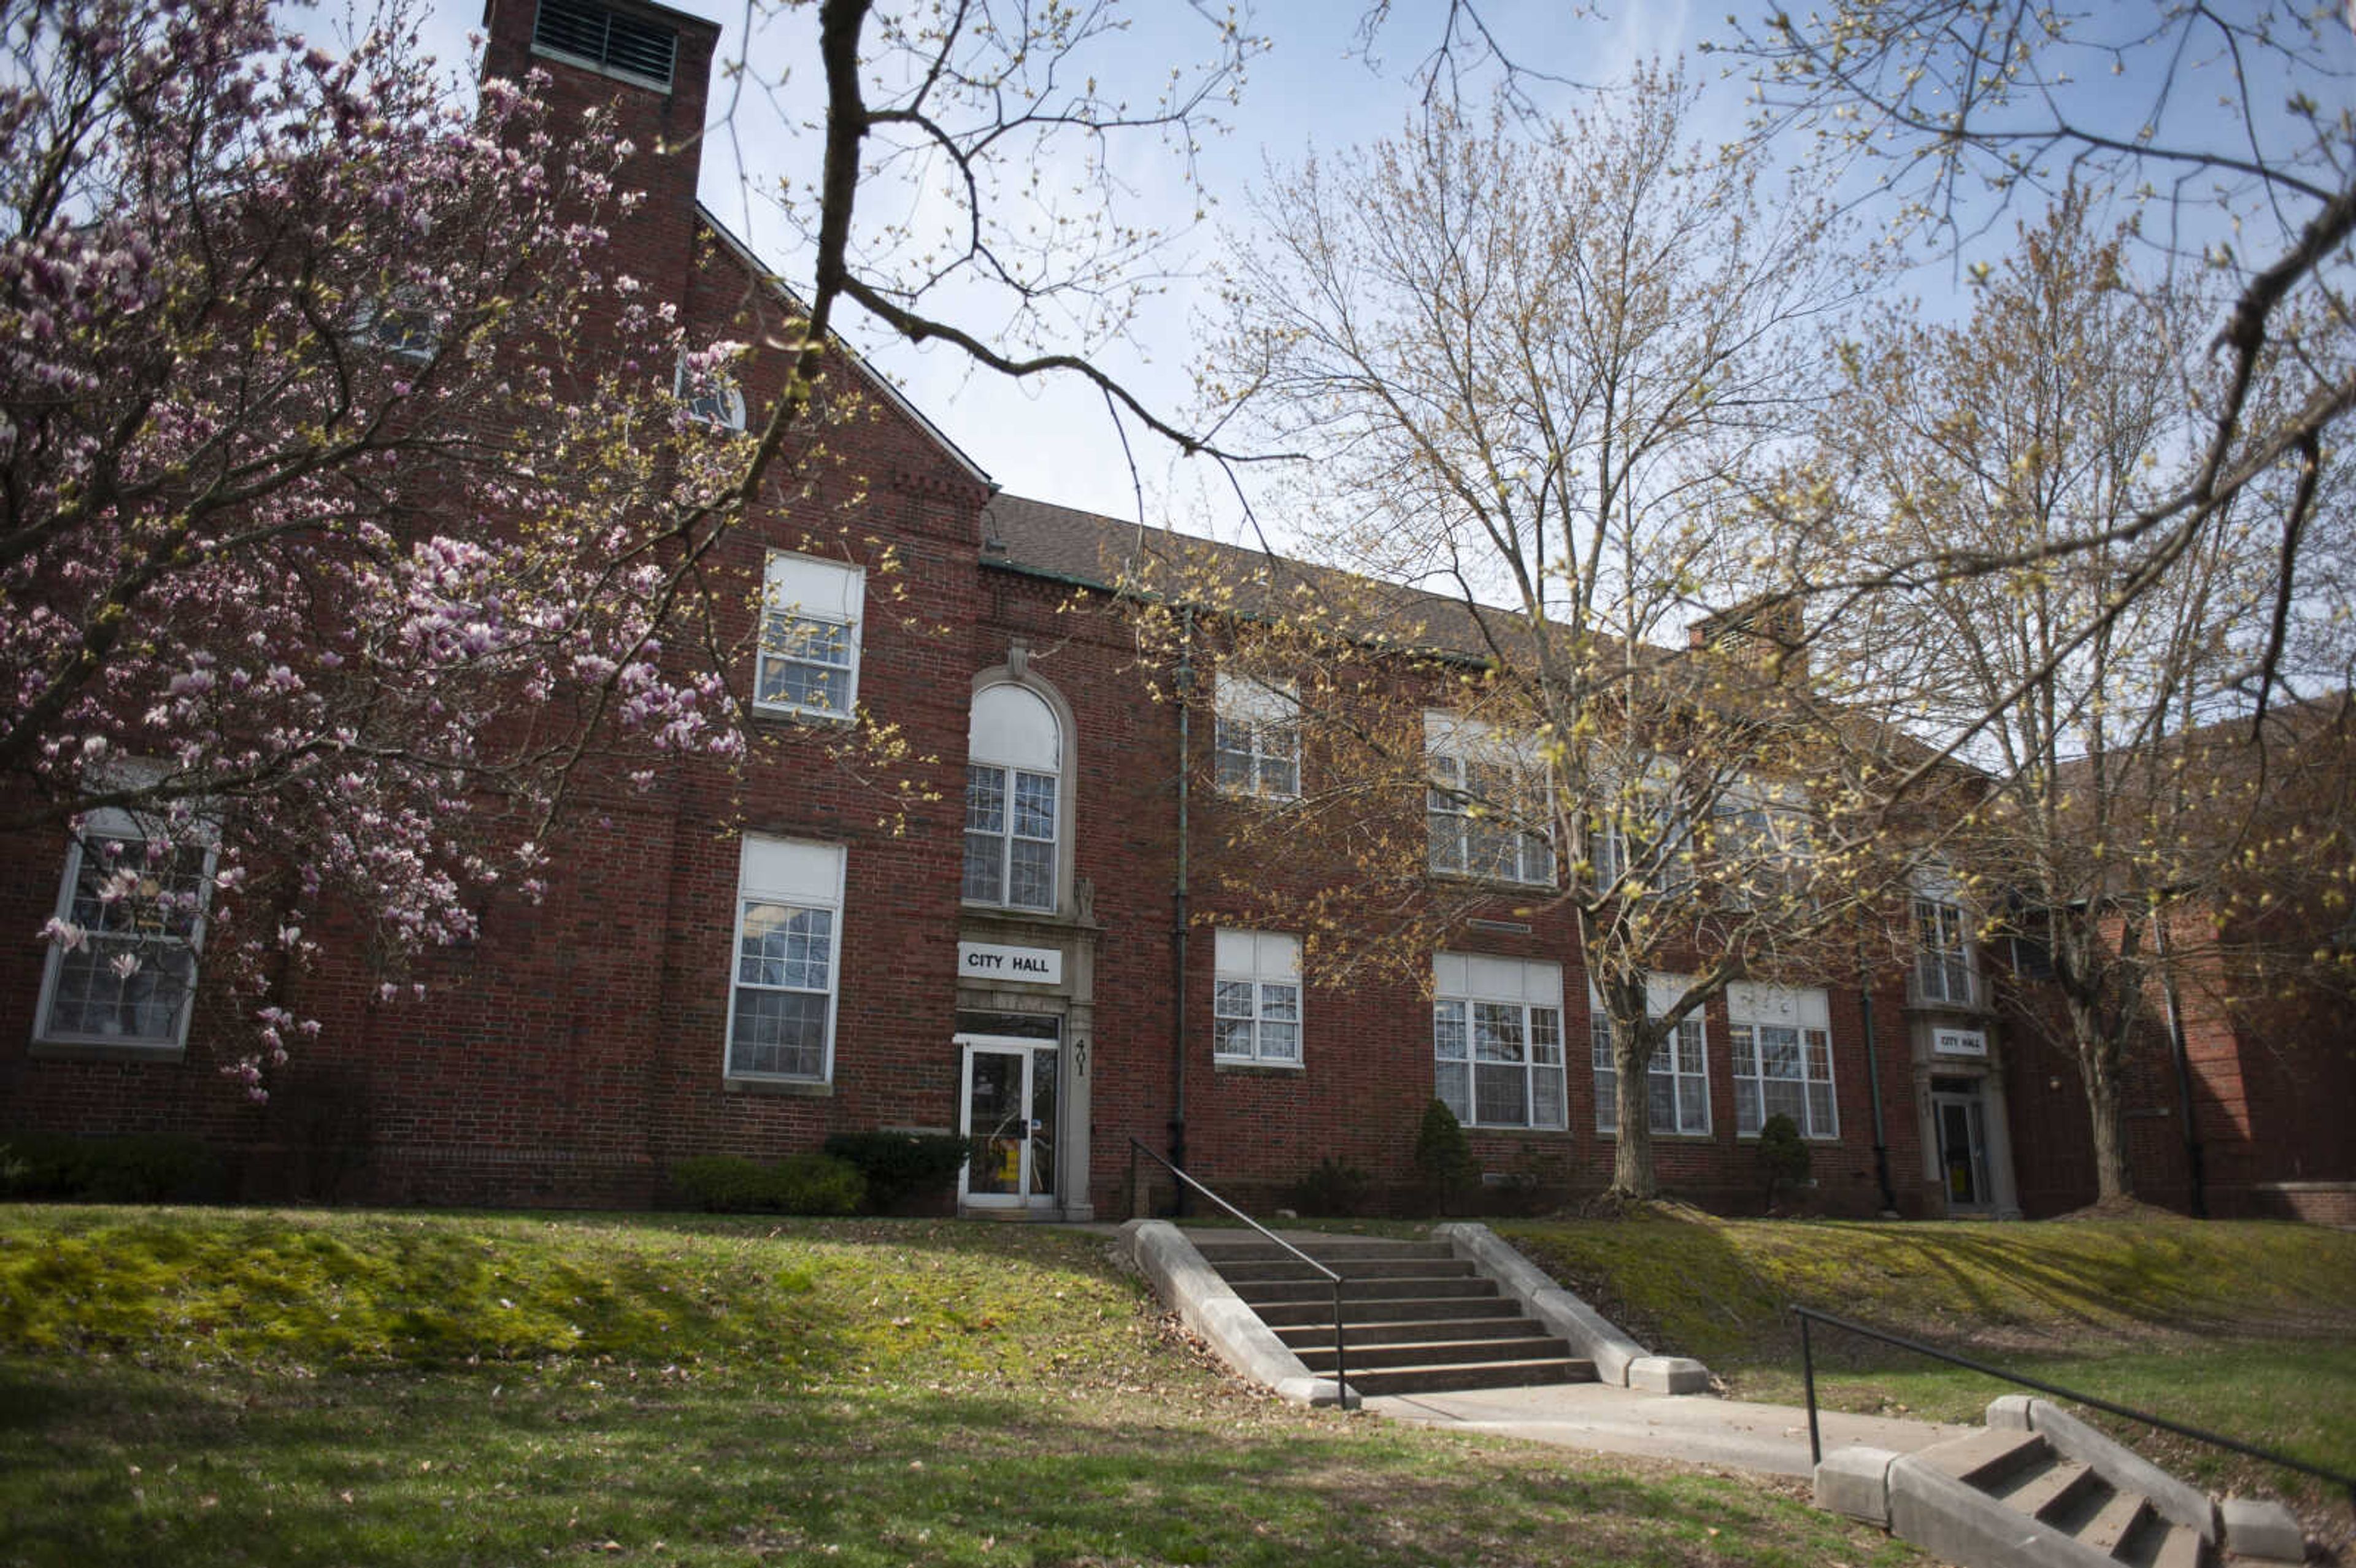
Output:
top-left (4, 0), bottom-right (2344, 1223)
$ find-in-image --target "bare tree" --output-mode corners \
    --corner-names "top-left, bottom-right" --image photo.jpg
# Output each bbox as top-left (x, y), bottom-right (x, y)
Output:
top-left (1151, 72), bottom-right (1919, 1201)
top-left (1722, 2), bottom-right (2356, 721)
top-left (1805, 196), bottom-right (2325, 1204)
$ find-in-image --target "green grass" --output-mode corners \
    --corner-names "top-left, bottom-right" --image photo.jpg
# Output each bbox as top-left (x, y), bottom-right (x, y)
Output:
top-left (1497, 1210), bottom-right (2356, 1507)
top-left (0, 1206), bottom-right (1920, 1568)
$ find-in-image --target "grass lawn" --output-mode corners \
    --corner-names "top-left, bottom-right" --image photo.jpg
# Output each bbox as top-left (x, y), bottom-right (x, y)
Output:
top-left (1497, 1210), bottom-right (2356, 1518)
top-left (0, 1206), bottom-right (1919, 1568)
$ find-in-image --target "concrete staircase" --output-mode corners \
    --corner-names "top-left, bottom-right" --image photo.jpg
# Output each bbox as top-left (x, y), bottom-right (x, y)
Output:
top-left (1820, 1396), bottom-right (2306, 1568)
top-left (1907, 1426), bottom-right (2209, 1567)
top-left (1185, 1232), bottom-right (1595, 1396)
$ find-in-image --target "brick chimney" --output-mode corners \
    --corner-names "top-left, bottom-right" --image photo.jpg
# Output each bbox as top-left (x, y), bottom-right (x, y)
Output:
top-left (1690, 598), bottom-right (1808, 683)
top-left (479, 0), bottom-right (720, 324)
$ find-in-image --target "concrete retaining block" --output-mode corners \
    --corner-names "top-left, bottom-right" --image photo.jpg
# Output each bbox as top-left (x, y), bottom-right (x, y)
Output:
top-left (1433, 1223), bottom-right (1664, 1388)
top-left (1814, 1445), bottom-right (1897, 1526)
top-left (1628, 1356), bottom-right (1711, 1394)
top-left (2220, 1497), bottom-right (2306, 1563)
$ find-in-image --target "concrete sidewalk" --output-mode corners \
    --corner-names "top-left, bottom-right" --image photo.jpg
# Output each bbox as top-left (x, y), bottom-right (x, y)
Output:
top-left (1365, 1382), bottom-right (1971, 1478)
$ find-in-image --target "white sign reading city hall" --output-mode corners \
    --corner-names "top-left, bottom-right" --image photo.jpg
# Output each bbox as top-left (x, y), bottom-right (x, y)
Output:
top-left (958, 942), bottom-right (1063, 986)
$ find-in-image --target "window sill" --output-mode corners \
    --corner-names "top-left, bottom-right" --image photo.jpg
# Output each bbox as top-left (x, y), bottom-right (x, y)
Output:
top-left (29, 1039), bottom-right (186, 1064)
top-left (1428, 869), bottom-right (1557, 891)
top-left (750, 703), bottom-right (857, 728)
top-left (1460, 1123), bottom-right (1570, 1136)
top-left (1212, 1058), bottom-right (1305, 1077)
top-left (1593, 1130), bottom-right (1717, 1142)
top-left (723, 1075), bottom-right (833, 1097)
top-left (1736, 1132), bottom-right (1842, 1143)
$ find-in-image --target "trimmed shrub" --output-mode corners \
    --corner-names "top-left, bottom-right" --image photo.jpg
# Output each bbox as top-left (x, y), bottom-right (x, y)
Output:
top-left (1758, 1113), bottom-right (1812, 1211)
top-left (0, 1131), bottom-right (221, 1202)
top-left (1413, 1099), bottom-right (1479, 1214)
top-left (669, 1153), bottom-right (866, 1215)
top-left (823, 1131), bottom-right (971, 1213)
top-left (771, 1152), bottom-right (864, 1216)
top-left (1288, 1156), bottom-right (1371, 1216)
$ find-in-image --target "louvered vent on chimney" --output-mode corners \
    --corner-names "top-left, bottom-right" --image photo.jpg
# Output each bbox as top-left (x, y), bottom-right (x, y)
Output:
top-left (532, 0), bottom-right (677, 91)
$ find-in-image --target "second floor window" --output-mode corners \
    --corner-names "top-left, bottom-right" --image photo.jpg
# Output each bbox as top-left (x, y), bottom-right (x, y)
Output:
top-left (1915, 896), bottom-right (1973, 1004)
top-left (1426, 715), bottom-right (1551, 886)
top-left (756, 551), bottom-right (863, 719)
top-left (963, 682), bottom-right (1064, 913)
top-left (1213, 672), bottom-right (1299, 799)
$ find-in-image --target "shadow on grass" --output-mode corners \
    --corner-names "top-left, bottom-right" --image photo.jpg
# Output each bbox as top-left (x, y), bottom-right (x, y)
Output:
top-left (0, 1357), bottom-right (1920, 1568)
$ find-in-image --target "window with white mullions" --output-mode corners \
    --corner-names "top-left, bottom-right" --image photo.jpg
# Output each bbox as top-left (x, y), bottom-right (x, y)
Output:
top-left (1590, 978), bottom-right (1709, 1136)
top-left (1433, 953), bottom-right (1566, 1129)
top-left (963, 681), bottom-right (1065, 914)
top-left (725, 837), bottom-right (844, 1083)
top-left (756, 552), bottom-right (863, 719)
top-left (1428, 754), bottom-right (1552, 885)
top-left (1213, 672), bottom-right (1299, 799)
top-left (36, 822), bottom-right (215, 1050)
top-left (1212, 929), bottom-right (1303, 1065)
top-left (1728, 982), bottom-right (1837, 1139)
top-left (1915, 894), bottom-right (1973, 1004)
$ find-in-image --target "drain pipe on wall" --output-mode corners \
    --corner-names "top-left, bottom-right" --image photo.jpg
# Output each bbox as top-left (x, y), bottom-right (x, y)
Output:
top-left (2151, 909), bottom-right (2208, 1218)
top-left (1859, 947), bottom-right (1898, 1216)
top-left (1168, 605), bottom-right (1194, 1217)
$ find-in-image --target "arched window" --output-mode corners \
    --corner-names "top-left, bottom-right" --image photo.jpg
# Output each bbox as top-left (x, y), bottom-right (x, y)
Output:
top-left (963, 682), bottom-right (1063, 912)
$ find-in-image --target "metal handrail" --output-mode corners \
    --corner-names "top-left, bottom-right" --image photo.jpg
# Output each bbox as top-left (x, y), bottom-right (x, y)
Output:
top-left (1128, 1137), bottom-right (1358, 1410)
top-left (1794, 1305), bottom-right (2355, 1518)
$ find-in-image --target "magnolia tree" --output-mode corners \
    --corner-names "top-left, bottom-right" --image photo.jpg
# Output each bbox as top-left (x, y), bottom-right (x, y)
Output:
top-left (2, 0), bottom-right (760, 1091)
top-left (1804, 199), bottom-right (2354, 1204)
top-left (1146, 75), bottom-right (1927, 1201)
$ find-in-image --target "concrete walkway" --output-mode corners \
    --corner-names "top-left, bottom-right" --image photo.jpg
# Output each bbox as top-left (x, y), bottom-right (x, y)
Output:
top-left (1365, 1382), bottom-right (1971, 1478)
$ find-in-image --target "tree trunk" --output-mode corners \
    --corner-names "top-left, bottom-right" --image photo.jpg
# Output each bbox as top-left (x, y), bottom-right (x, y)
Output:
top-left (1607, 1015), bottom-right (1661, 1200)
top-left (2082, 1052), bottom-right (2131, 1204)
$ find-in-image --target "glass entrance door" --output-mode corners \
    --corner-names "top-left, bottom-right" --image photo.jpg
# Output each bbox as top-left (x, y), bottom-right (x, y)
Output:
top-left (959, 1037), bottom-right (1058, 1210)
top-left (1933, 1082), bottom-right (1992, 1211)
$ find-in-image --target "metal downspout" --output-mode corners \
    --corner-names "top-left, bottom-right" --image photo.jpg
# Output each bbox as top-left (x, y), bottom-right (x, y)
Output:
top-left (1169, 605), bottom-right (1193, 1216)
top-left (2151, 910), bottom-right (2208, 1218)
top-left (1860, 948), bottom-right (1898, 1215)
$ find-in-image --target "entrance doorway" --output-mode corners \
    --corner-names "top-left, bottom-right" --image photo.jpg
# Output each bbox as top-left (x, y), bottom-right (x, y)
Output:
top-left (958, 1032), bottom-right (1060, 1210)
top-left (1932, 1077), bottom-right (1993, 1212)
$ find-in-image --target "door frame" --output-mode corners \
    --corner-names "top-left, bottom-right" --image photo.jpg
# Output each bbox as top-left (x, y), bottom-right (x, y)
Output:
top-left (1931, 1081), bottom-right (1993, 1213)
top-left (957, 1033), bottom-right (1060, 1211)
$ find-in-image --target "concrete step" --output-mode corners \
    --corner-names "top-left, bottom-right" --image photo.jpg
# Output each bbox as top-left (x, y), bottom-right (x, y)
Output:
top-left (1992, 1455), bottom-right (2102, 1524)
top-left (2073, 1487), bottom-right (2153, 1558)
top-left (1919, 1428), bottom-right (2049, 1489)
top-left (1275, 1315), bottom-right (1549, 1350)
top-left (1186, 1234), bottom-right (1456, 1264)
top-left (1292, 1334), bottom-right (1573, 1372)
top-left (2124, 1515), bottom-right (2206, 1568)
top-left (1235, 1274), bottom-right (1501, 1305)
top-left (1251, 1293), bottom-right (1525, 1329)
top-left (1215, 1256), bottom-right (1479, 1284)
top-left (1340, 1356), bottom-right (1592, 1397)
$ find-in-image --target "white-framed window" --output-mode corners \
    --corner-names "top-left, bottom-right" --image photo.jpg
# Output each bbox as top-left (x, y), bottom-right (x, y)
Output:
top-left (675, 350), bottom-right (747, 430)
top-left (1915, 892), bottom-right (1975, 1005)
top-left (1709, 777), bottom-right (1810, 908)
top-left (34, 808), bottom-right (217, 1051)
top-left (1933, 1026), bottom-right (1988, 1058)
top-left (1212, 929), bottom-right (1302, 1065)
top-left (1213, 671), bottom-right (1299, 799)
top-left (1728, 982), bottom-right (1837, 1139)
top-left (1433, 953), bottom-right (1566, 1130)
top-left (756, 551), bottom-right (863, 718)
top-left (353, 287), bottom-right (437, 362)
top-left (726, 836), bottom-right (844, 1082)
top-left (963, 682), bottom-right (1062, 913)
top-left (1590, 975), bottom-right (1709, 1136)
top-left (1426, 713), bottom-right (1552, 886)
top-left (1590, 759), bottom-right (1695, 896)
